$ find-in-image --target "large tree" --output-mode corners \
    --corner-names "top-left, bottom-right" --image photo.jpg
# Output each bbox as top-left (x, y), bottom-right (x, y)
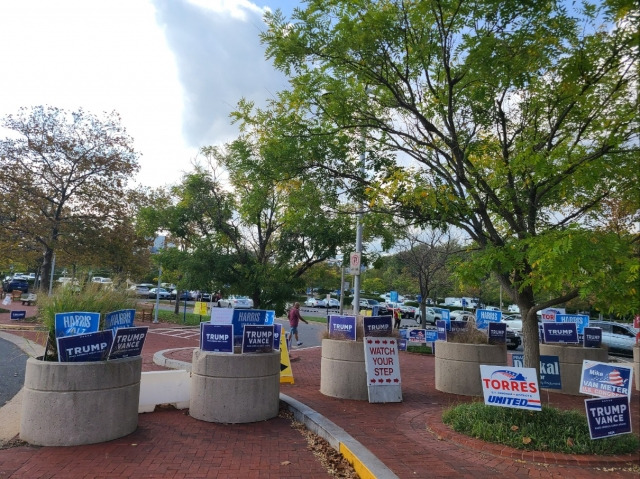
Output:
top-left (261, 0), bottom-right (639, 369)
top-left (0, 106), bottom-right (141, 286)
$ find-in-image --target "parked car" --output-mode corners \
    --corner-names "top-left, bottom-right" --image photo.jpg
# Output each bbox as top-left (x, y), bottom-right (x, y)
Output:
top-left (3, 278), bottom-right (29, 293)
top-left (588, 320), bottom-right (638, 356)
top-left (398, 304), bottom-right (416, 318)
top-left (508, 304), bottom-right (520, 313)
top-left (148, 288), bottom-right (171, 299)
top-left (305, 297), bottom-right (323, 308)
top-left (501, 314), bottom-right (523, 333)
top-left (326, 298), bottom-right (340, 309)
top-left (171, 290), bottom-right (194, 301)
top-left (414, 307), bottom-right (443, 324)
top-left (356, 298), bottom-right (380, 310)
top-left (505, 326), bottom-right (522, 350)
top-left (484, 306), bottom-right (501, 312)
top-left (217, 295), bottom-right (253, 308)
top-left (450, 310), bottom-right (475, 322)
top-left (92, 277), bottom-right (113, 287)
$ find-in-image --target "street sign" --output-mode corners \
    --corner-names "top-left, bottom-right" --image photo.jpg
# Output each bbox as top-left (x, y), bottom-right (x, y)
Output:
top-left (349, 252), bottom-right (361, 275)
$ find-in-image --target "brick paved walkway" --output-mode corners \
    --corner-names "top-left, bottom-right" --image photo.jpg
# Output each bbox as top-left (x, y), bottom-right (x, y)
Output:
top-left (1, 301), bottom-right (639, 478)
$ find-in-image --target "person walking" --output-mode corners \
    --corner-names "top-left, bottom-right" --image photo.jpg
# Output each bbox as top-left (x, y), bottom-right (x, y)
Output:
top-left (288, 302), bottom-right (309, 346)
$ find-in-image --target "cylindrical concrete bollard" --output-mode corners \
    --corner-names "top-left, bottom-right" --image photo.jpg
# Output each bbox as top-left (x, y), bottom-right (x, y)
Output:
top-left (20, 356), bottom-right (142, 446)
top-left (540, 344), bottom-right (608, 395)
top-left (435, 342), bottom-right (507, 396)
top-left (320, 339), bottom-right (368, 400)
top-left (189, 350), bottom-right (280, 423)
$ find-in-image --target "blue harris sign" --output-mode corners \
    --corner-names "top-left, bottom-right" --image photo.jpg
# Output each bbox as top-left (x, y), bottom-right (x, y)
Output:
top-left (363, 316), bottom-right (393, 337)
top-left (57, 330), bottom-right (114, 362)
top-left (104, 309), bottom-right (136, 332)
top-left (512, 354), bottom-right (561, 389)
top-left (242, 324), bottom-right (274, 354)
top-left (424, 329), bottom-right (438, 343)
top-left (328, 315), bottom-right (357, 340)
top-left (475, 309), bottom-right (502, 329)
top-left (109, 326), bottom-right (148, 359)
top-left (585, 396), bottom-right (631, 439)
top-left (55, 311), bottom-right (101, 338)
top-left (543, 322), bottom-right (579, 343)
top-left (200, 323), bottom-right (234, 353)
top-left (556, 314), bottom-right (589, 334)
top-left (229, 309), bottom-right (274, 345)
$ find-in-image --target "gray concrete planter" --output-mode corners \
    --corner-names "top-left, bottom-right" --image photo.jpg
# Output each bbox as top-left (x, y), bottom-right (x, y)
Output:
top-left (20, 356), bottom-right (142, 446)
top-left (320, 339), bottom-right (368, 400)
top-left (634, 346), bottom-right (639, 392)
top-left (435, 341), bottom-right (507, 396)
top-left (540, 343), bottom-right (608, 395)
top-left (189, 349), bottom-right (280, 423)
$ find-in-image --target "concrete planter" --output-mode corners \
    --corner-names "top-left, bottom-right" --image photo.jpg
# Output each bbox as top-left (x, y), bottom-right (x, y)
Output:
top-left (540, 344), bottom-right (608, 395)
top-left (190, 350), bottom-right (280, 423)
top-left (20, 356), bottom-right (142, 446)
top-left (435, 341), bottom-right (507, 396)
top-left (320, 339), bottom-right (368, 400)
top-left (634, 346), bottom-right (639, 392)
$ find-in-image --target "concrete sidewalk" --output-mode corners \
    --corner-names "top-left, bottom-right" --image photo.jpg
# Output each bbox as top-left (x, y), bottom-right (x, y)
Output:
top-left (1, 304), bottom-right (639, 478)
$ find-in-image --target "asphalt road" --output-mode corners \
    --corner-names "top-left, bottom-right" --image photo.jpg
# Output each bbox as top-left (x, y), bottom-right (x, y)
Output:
top-left (0, 337), bottom-right (28, 407)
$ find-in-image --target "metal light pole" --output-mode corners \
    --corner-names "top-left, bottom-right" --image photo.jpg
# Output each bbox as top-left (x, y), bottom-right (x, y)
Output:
top-left (352, 130), bottom-right (366, 315)
top-left (153, 266), bottom-right (161, 324)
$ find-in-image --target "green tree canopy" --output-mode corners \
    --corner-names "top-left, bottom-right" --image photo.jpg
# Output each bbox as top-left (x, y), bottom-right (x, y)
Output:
top-left (261, 0), bottom-right (639, 368)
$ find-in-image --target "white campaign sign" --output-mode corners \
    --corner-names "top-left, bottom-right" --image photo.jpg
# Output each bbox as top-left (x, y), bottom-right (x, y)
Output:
top-left (364, 337), bottom-right (402, 403)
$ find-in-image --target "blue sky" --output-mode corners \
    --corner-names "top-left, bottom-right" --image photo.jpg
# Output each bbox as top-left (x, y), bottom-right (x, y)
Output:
top-left (0, 0), bottom-right (300, 188)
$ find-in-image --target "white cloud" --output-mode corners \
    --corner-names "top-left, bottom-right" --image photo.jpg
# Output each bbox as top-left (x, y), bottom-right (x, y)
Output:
top-left (0, 0), bottom-right (291, 188)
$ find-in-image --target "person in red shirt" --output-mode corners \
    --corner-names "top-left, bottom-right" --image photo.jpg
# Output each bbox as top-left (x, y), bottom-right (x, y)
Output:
top-left (288, 302), bottom-right (309, 346)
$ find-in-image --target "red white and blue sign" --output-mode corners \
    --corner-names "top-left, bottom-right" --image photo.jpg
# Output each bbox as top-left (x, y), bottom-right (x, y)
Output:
top-left (480, 365), bottom-right (542, 411)
top-left (363, 316), bottom-right (393, 337)
top-left (408, 329), bottom-right (426, 343)
top-left (108, 326), bottom-right (148, 359)
top-left (57, 330), bottom-right (114, 362)
top-left (512, 354), bottom-right (561, 390)
top-left (55, 311), bottom-right (101, 338)
top-left (543, 322), bottom-right (579, 343)
top-left (579, 360), bottom-right (633, 399)
top-left (556, 314), bottom-right (589, 334)
top-left (585, 396), bottom-right (632, 439)
top-left (475, 309), bottom-right (502, 329)
top-left (328, 315), bottom-right (357, 340)
top-left (241, 324), bottom-right (274, 354)
top-left (200, 323), bottom-right (234, 353)
top-left (583, 327), bottom-right (602, 348)
top-left (10, 310), bottom-right (26, 320)
top-left (104, 309), bottom-right (136, 332)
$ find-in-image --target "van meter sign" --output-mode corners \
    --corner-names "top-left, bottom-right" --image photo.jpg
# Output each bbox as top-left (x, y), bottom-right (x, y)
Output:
top-left (480, 365), bottom-right (542, 411)
top-left (579, 360), bottom-right (633, 399)
top-left (364, 337), bottom-right (402, 403)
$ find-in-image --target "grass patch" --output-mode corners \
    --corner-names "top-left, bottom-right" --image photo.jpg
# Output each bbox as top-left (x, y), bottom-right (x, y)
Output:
top-left (442, 401), bottom-right (639, 455)
top-left (406, 345), bottom-right (433, 354)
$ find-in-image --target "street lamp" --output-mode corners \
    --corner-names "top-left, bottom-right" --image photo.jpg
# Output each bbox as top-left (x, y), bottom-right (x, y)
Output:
top-left (352, 128), bottom-right (366, 315)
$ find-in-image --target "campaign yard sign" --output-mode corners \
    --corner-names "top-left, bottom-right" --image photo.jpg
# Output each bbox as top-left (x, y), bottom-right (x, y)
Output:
top-left (200, 323), bottom-right (234, 353)
top-left (488, 322), bottom-right (506, 345)
top-left (436, 320), bottom-right (447, 341)
top-left (585, 396), bottom-right (632, 440)
top-left (328, 315), bottom-right (357, 340)
top-left (10, 310), bottom-right (26, 320)
top-left (104, 309), bottom-right (135, 332)
top-left (424, 329), bottom-right (438, 343)
top-left (242, 324), bottom-right (274, 354)
top-left (363, 316), bottom-right (393, 337)
top-left (210, 307), bottom-right (234, 324)
top-left (476, 309), bottom-right (502, 329)
top-left (583, 327), bottom-right (602, 348)
top-left (215, 309), bottom-right (275, 345)
top-left (556, 314), bottom-right (589, 335)
top-left (408, 329), bottom-right (426, 343)
top-left (398, 338), bottom-right (407, 351)
top-left (364, 337), bottom-right (402, 403)
top-left (539, 307), bottom-right (565, 322)
top-left (439, 309), bottom-right (451, 330)
top-left (55, 311), bottom-right (100, 338)
top-left (57, 330), bottom-right (114, 362)
top-left (109, 326), bottom-right (148, 359)
top-left (512, 354), bottom-right (561, 390)
top-left (579, 360), bottom-right (633, 399)
top-left (480, 365), bottom-right (542, 411)
top-left (273, 323), bottom-right (282, 350)
top-left (543, 322), bottom-right (579, 344)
